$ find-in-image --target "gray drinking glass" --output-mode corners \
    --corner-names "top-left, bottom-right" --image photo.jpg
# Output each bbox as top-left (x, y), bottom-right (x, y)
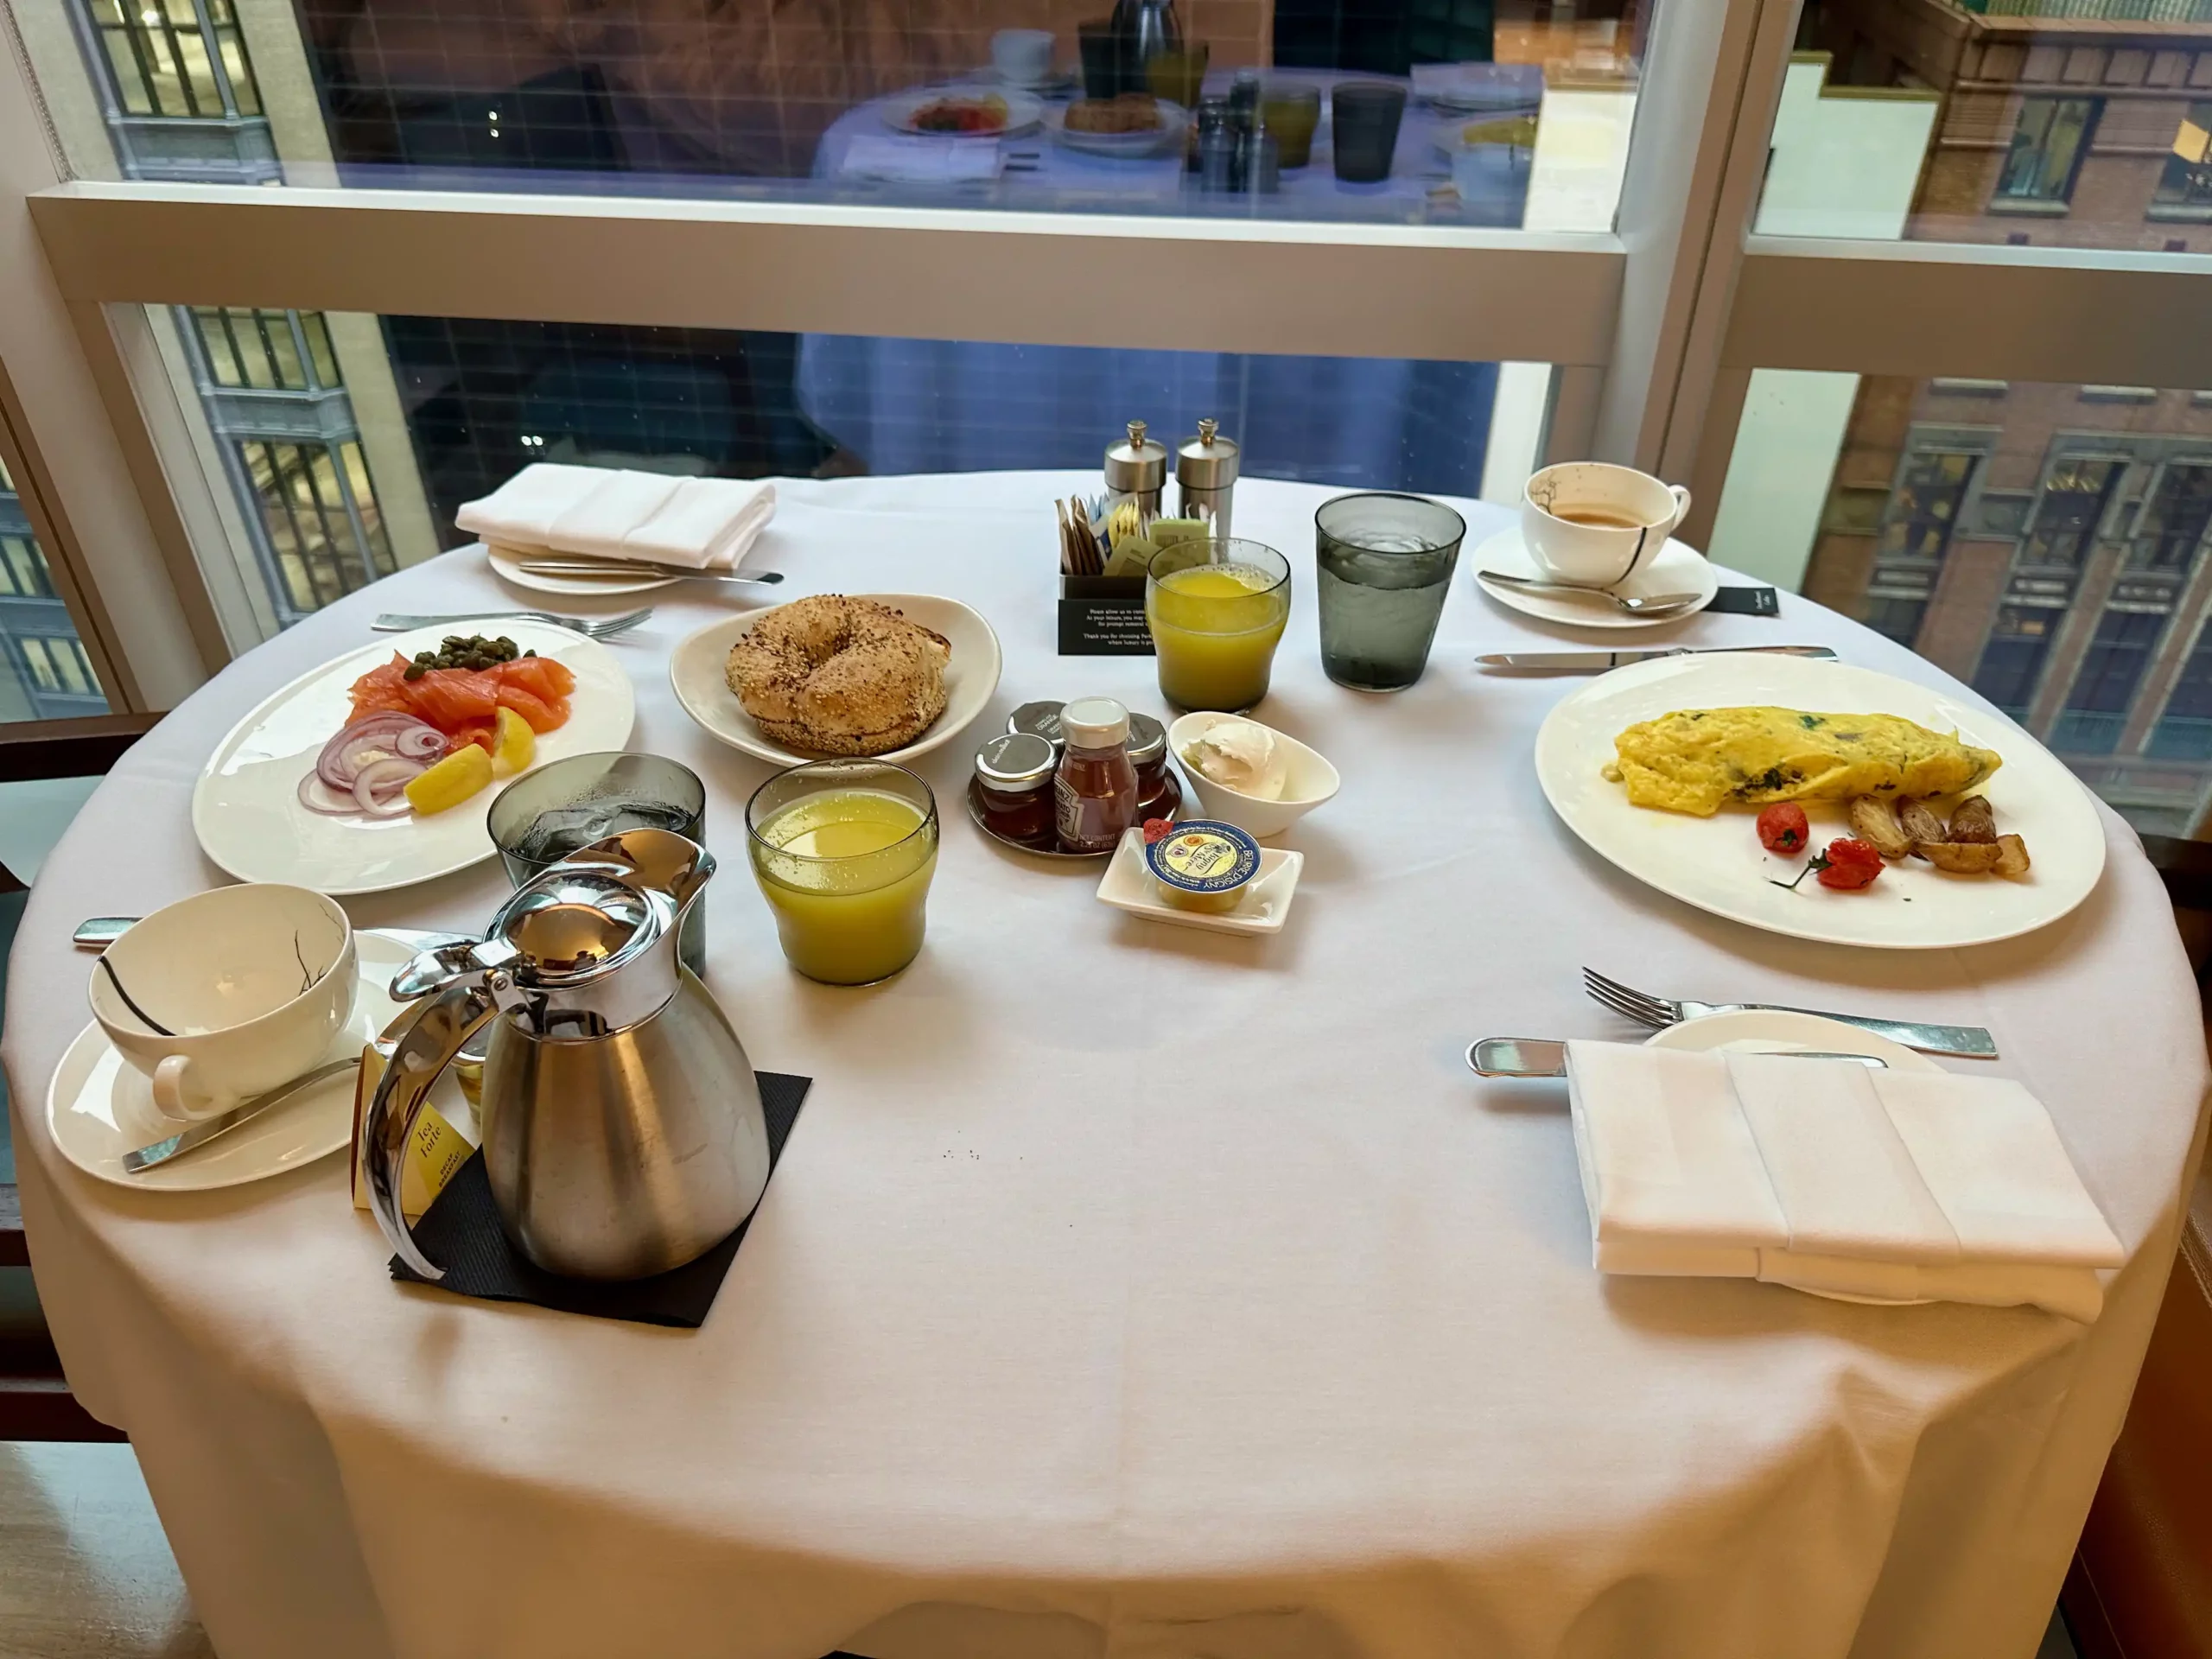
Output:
top-left (1331, 81), bottom-right (1408, 183)
top-left (1315, 493), bottom-right (1469, 691)
top-left (488, 752), bottom-right (709, 976)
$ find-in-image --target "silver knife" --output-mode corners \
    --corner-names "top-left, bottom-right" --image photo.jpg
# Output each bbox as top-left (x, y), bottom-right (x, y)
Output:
top-left (517, 560), bottom-right (784, 585)
top-left (1476, 645), bottom-right (1839, 670)
top-left (1467, 1038), bottom-right (1888, 1077)
top-left (122, 1059), bottom-right (359, 1173)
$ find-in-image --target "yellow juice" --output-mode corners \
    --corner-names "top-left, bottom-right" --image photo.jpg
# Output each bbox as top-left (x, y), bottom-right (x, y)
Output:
top-left (747, 789), bottom-right (938, 984)
top-left (1147, 563), bottom-right (1291, 711)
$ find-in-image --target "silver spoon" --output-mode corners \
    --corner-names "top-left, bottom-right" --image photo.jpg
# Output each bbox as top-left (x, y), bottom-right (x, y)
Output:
top-left (1478, 571), bottom-right (1704, 616)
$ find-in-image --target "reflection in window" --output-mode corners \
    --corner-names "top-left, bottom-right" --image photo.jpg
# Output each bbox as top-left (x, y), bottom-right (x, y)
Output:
top-left (1860, 448), bottom-right (1976, 646)
top-left (2157, 102), bottom-right (2212, 208)
top-left (2056, 609), bottom-right (2167, 755)
top-left (1996, 97), bottom-right (2097, 205)
top-left (1975, 603), bottom-right (2063, 717)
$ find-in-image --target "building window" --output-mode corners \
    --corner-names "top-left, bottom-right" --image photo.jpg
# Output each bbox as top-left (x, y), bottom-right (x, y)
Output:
top-left (2021, 458), bottom-right (2122, 569)
top-left (2133, 461), bottom-right (2212, 572)
top-left (1975, 603), bottom-right (2066, 716)
top-left (86, 0), bottom-right (259, 120)
top-left (192, 308), bottom-right (340, 393)
top-left (2055, 608), bottom-right (2168, 754)
top-left (2150, 625), bottom-right (2212, 760)
top-left (1996, 98), bottom-right (2098, 206)
top-left (241, 440), bottom-right (395, 616)
top-left (1859, 448), bottom-right (1978, 646)
top-left (2157, 102), bottom-right (2212, 207)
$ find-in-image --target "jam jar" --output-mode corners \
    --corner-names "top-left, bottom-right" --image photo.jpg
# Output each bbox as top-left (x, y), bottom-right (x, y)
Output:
top-left (972, 733), bottom-right (1058, 848)
top-left (1127, 712), bottom-right (1176, 823)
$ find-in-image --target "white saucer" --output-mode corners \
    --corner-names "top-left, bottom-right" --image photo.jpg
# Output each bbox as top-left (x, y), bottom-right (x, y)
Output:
top-left (46, 931), bottom-right (416, 1192)
top-left (1644, 1011), bottom-right (1939, 1306)
top-left (1471, 524), bottom-right (1719, 631)
top-left (1096, 829), bottom-right (1303, 937)
top-left (485, 543), bottom-right (678, 597)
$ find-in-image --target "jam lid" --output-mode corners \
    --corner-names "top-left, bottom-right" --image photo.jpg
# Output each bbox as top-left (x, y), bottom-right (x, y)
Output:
top-left (1007, 700), bottom-right (1065, 747)
top-left (1145, 818), bottom-right (1261, 895)
top-left (1060, 696), bottom-right (1130, 751)
top-left (975, 731), bottom-right (1058, 790)
top-left (1126, 711), bottom-right (1166, 766)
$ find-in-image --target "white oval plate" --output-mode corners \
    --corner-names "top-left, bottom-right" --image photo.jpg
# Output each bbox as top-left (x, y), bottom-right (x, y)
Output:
top-left (1046, 99), bottom-right (1187, 156)
top-left (485, 543), bottom-right (677, 597)
top-left (1535, 652), bottom-right (2107, 950)
top-left (671, 594), bottom-right (1002, 768)
top-left (1472, 524), bottom-right (1719, 630)
top-left (47, 930), bottom-right (421, 1192)
top-left (193, 620), bottom-right (636, 896)
top-left (881, 86), bottom-right (1044, 137)
top-left (1646, 1010), bottom-right (1940, 1305)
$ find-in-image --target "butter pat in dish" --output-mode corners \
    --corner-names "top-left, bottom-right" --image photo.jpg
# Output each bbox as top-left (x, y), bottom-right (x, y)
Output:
top-left (1096, 825), bottom-right (1302, 936)
top-left (1147, 819), bottom-right (1262, 912)
top-left (1168, 711), bottom-right (1340, 839)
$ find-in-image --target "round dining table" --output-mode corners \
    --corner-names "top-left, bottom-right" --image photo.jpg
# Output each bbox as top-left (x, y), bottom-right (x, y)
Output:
top-left (4, 473), bottom-right (2205, 1659)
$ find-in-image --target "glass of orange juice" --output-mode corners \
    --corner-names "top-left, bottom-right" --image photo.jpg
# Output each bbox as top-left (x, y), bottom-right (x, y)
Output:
top-left (1145, 538), bottom-right (1292, 712)
top-left (744, 760), bottom-right (939, 985)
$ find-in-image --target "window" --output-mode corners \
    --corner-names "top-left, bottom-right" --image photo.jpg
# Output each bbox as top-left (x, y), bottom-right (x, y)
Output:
top-left (1859, 448), bottom-right (1978, 647)
top-left (2021, 458), bottom-right (2122, 570)
top-left (0, 461), bottom-right (107, 721)
top-left (1996, 98), bottom-right (2098, 207)
top-left (2055, 609), bottom-right (2168, 755)
top-left (2133, 461), bottom-right (2212, 573)
top-left (2155, 101), bottom-right (2212, 209)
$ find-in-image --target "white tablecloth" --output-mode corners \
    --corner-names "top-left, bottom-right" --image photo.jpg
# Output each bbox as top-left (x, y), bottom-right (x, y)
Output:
top-left (5, 473), bottom-right (2206, 1659)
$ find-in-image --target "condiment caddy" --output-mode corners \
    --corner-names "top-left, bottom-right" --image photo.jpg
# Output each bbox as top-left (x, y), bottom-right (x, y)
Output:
top-left (1058, 417), bottom-right (1238, 655)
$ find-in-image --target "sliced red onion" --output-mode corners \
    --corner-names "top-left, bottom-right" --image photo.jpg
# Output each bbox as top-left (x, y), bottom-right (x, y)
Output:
top-left (317, 713), bottom-right (442, 789)
top-left (351, 758), bottom-right (423, 817)
top-left (395, 725), bottom-right (445, 760)
top-left (296, 772), bottom-right (359, 814)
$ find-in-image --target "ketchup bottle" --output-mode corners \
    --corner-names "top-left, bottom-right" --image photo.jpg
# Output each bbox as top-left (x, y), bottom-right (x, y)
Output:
top-left (1054, 696), bottom-right (1140, 854)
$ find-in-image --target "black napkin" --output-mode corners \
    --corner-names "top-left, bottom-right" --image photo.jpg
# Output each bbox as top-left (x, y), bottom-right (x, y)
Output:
top-left (389, 1071), bottom-right (810, 1327)
top-left (1707, 585), bottom-right (1780, 617)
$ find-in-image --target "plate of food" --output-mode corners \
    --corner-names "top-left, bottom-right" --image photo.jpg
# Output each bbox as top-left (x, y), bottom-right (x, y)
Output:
top-left (1534, 652), bottom-right (2107, 950)
top-left (1046, 94), bottom-right (1185, 156)
top-left (881, 87), bottom-right (1044, 138)
top-left (671, 593), bottom-right (1002, 767)
top-left (193, 621), bottom-right (636, 895)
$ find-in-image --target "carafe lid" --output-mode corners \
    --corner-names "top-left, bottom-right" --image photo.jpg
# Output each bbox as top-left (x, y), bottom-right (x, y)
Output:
top-left (1176, 417), bottom-right (1239, 490)
top-left (1104, 420), bottom-right (1167, 493)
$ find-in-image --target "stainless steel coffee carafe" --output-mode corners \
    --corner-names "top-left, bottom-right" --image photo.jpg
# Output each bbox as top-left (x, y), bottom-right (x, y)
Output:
top-left (364, 829), bottom-right (769, 1282)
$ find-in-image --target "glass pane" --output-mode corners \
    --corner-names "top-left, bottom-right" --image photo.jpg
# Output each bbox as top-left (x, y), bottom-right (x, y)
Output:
top-left (19, 0), bottom-right (1653, 227)
top-left (1761, 7), bottom-right (2212, 251)
top-left (0, 461), bottom-right (110, 721)
top-left (1708, 372), bottom-right (2212, 835)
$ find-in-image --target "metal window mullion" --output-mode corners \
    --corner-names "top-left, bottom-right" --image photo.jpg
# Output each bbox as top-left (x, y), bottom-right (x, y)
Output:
top-left (184, 0), bottom-right (242, 119)
top-left (149, 3), bottom-right (203, 118)
top-left (300, 442), bottom-right (367, 597)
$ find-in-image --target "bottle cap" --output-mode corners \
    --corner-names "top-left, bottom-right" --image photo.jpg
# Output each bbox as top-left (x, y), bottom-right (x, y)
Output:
top-left (975, 732), bottom-right (1057, 791)
top-left (1103, 420), bottom-right (1167, 493)
top-left (1176, 417), bottom-right (1240, 491)
top-left (1059, 696), bottom-right (1130, 751)
top-left (1126, 711), bottom-right (1166, 766)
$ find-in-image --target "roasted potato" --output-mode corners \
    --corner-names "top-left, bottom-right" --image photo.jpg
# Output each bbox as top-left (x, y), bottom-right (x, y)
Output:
top-left (1994, 833), bottom-right (2031, 879)
top-left (1918, 840), bottom-right (2005, 874)
top-left (1899, 798), bottom-right (1947, 857)
top-left (1847, 795), bottom-right (1915, 860)
top-left (1948, 795), bottom-right (1997, 844)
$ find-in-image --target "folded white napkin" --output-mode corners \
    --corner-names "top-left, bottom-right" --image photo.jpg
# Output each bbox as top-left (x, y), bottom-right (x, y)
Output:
top-left (839, 134), bottom-right (1003, 183)
top-left (455, 464), bottom-right (778, 570)
top-left (1563, 1041), bottom-right (2124, 1321)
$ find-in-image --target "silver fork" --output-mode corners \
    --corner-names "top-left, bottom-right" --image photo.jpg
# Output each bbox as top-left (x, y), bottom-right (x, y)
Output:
top-left (372, 607), bottom-right (653, 639)
top-left (1580, 967), bottom-right (1999, 1058)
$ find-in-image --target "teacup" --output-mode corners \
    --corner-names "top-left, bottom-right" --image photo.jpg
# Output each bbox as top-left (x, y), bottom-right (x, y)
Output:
top-left (1522, 461), bottom-right (1693, 588)
top-left (88, 885), bottom-right (358, 1124)
top-left (992, 28), bottom-right (1055, 85)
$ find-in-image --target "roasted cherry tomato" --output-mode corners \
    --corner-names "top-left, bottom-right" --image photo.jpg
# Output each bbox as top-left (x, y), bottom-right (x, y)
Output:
top-left (1756, 803), bottom-right (1810, 856)
top-left (1815, 836), bottom-right (1884, 891)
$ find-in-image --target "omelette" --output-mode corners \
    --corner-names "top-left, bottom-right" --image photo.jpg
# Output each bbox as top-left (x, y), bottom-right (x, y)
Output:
top-left (1605, 707), bottom-right (2001, 817)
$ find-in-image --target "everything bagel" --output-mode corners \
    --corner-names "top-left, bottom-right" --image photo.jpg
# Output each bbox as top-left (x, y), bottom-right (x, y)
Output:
top-left (725, 594), bottom-right (952, 756)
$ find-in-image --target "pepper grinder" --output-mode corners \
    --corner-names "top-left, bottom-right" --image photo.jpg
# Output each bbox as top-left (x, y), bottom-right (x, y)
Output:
top-left (1175, 417), bottom-right (1240, 537)
top-left (1104, 418), bottom-right (1168, 520)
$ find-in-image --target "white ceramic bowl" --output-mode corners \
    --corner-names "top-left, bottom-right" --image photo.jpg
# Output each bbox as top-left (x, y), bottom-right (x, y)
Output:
top-left (1168, 712), bottom-right (1340, 840)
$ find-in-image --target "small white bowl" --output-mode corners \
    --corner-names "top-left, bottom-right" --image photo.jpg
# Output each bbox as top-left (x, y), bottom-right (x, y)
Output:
top-left (1167, 712), bottom-right (1340, 840)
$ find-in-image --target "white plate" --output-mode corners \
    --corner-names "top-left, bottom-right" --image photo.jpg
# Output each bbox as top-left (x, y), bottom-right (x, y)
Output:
top-left (193, 620), bottom-right (636, 896)
top-left (1647, 1010), bottom-right (1941, 1306)
top-left (485, 543), bottom-right (677, 597)
top-left (881, 86), bottom-right (1044, 137)
top-left (1096, 828), bottom-right (1303, 936)
top-left (47, 931), bottom-right (420, 1192)
top-left (670, 594), bottom-right (1002, 767)
top-left (1046, 98), bottom-right (1187, 156)
top-left (1472, 524), bottom-right (1719, 630)
top-left (969, 66), bottom-right (1079, 97)
top-left (1535, 652), bottom-right (2107, 950)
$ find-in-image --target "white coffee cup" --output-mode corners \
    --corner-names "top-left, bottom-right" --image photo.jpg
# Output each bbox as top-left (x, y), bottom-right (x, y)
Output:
top-left (88, 884), bottom-right (358, 1124)
top-left (1521, 461), bottom-right (1693, 588)
top-left (992, 28), bottom-right (1054, 85)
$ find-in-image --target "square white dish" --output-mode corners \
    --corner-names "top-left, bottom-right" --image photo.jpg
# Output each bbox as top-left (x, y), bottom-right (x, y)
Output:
top-left (1095, 829), bottom-right (1303, 937)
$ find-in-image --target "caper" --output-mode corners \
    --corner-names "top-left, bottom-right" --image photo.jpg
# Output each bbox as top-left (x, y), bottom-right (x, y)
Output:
top-left (403, 664), bottom-right (426, 681)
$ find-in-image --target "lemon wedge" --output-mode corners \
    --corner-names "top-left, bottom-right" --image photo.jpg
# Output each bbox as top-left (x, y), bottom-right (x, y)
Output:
top-left (404, 743), bottom-right (493, 815)
top-left (493, 705), bottom-right (535, 774)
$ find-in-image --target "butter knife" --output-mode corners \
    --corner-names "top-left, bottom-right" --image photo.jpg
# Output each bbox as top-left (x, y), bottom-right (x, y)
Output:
top-left (1467, 1039), bottom-right (1887, 1077)
top-left (516, 560), bottom-right (784, 585)
top-left (1476, 645), bottom-right (1839, 670)
top-left (122, 1059), bottom-right (359, 1173)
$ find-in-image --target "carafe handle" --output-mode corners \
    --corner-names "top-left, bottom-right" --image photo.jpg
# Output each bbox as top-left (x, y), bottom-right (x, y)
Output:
top-left (362, 970), bottom-right (516, 1280)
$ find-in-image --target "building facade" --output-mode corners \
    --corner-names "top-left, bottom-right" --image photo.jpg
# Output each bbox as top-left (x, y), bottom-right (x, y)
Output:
top-left (1801, 0), bottom-right (2212, 830)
